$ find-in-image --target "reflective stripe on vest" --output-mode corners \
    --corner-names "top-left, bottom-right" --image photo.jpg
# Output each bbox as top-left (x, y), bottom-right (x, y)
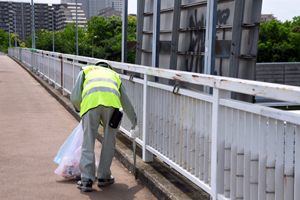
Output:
top-left (80, 65), bottom-right (122, 117)
top-left (82, 86), bottom-right (120, 101)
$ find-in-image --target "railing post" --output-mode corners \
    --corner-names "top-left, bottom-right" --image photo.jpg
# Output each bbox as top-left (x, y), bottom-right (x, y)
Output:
top-left (62, 57), bottom-right (66, 96)
top-left (73, 60), bottom-right (78, 87)
top-left (211, 84), bottom-right (230, 200)
top-left (142, 74), bottom-right (153, 162)
top-left (19, 47), bottom-right (22, 62)
top-left (43, 52), bottom-right (47, 81)
top-left (55, 56), bottom-right (59, 89)
top-left (35, 52), bottom-right (39, 75)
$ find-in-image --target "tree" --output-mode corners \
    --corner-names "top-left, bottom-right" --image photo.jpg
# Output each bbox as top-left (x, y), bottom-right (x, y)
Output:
top-left (0, 29), bottom-right (22, 52)
top-left (11, 15), bottom-right (137, 63)
top-left (0, 29), bottom-right (9, 52)
top-left (85, 15), bottom-right (137, 62)
top-left (257, 17), bottom-right (300, 62)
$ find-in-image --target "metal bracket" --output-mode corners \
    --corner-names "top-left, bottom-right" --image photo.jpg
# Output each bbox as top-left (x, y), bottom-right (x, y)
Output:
top-left (172, 84), bottom-right (181, 95)
top-left (129, 75), bottom-right (136, 83)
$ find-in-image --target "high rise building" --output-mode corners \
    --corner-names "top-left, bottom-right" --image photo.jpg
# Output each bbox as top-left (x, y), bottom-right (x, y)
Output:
top-left (105, 0), bottom-right (122, 13)
top-left (65, 0), bottom-right (123, 19)
top-left (66, 0), bottom-right (105, 19)
top-left (0, 1), bottom-right (86, 42)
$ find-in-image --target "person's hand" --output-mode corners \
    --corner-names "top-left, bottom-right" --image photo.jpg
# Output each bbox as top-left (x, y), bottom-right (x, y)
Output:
top-left (130, 126), bottom-right (139, 139)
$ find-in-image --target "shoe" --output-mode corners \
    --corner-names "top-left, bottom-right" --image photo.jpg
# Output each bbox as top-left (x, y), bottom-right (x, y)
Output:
top-left (97, 175), bottom-right (115, 187)
top-left (77, 179), bottom-right (93, 192)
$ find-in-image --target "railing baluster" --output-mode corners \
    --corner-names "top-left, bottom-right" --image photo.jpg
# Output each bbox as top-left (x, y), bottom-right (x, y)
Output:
top-left (142, 74), bottom-right (153, 162)
top-left (275, 121), bottom-right (284, 200)
top-left (284, 122), bottom-right (294, 200)
top-left (230, 109), bottom-right (238, 199)
top-left (266, 118), bottom-right (276, 200)
top-left (295, 125), bottom-right (300, 200)
top-left (204, 102), bottom-right (210, 184)
top-left (250, 114), bottom-right (259, 200)
top-left (244, 112), bottom-right (251, 200)
top-left (236, 110), bottom-right (245, 199)
top-left (194, 100), bottom-right (200, 178)
top-left (258, 116), bottom-right (267, 200)
top-left (224, 107), bottom-right (231, 198)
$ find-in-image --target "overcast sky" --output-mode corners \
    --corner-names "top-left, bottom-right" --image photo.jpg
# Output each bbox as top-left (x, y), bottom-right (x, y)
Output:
top-left (262, 0), bottom-right (300, 22)
top-left (1, 0), bottom-right (299, 22)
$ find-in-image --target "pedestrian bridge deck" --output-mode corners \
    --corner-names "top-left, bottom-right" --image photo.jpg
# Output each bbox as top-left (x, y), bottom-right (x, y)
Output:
top-left (0, 55), bottom-right (158, 200)
top-left (6, 45), bottom-right (300, 199)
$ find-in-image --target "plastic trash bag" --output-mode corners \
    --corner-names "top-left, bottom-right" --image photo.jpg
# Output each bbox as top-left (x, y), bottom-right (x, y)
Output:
top-left (54, 120), bottom-right (98, 179)
top-left (54, 121), bottom-right (83, 165)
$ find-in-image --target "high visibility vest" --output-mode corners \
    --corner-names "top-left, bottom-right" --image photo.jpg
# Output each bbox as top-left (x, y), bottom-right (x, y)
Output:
top-left (80, 65), bottom-right (122, 117)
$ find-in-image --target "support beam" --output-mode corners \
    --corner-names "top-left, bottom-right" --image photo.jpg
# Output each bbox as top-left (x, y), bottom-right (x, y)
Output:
top-left (203, 0), bottom-right (217, 94)
top-left (122, 0), bottom-right (128, 63)
top-left (152, 0), bottom-right (161, 68)
top-left (135, 0), bottom-right (145, 65)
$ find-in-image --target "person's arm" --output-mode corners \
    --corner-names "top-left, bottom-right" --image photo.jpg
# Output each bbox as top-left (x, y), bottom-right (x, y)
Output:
top-left (70, 71), bottom-right (84, 112)
top-left (119, 84), bottom-right (137, 128)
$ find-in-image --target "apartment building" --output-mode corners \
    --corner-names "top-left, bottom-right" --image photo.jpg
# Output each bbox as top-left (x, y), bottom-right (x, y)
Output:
top-left (0, 1), bottom-right (86, 42)
top-left (261, 14), bottom-right (278, 22)
top-left (98, 7), bottom-right (121, 19)
top-left (65, 0), bottom-right (105, 19)
top-left (105, 0), bottom-right (123, 14)
top-left (65, 0), bottom-right (123, 19)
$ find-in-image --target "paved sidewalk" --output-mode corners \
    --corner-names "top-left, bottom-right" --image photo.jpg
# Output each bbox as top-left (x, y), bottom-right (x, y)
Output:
top-left (0, 55), bottom-right (156, 200)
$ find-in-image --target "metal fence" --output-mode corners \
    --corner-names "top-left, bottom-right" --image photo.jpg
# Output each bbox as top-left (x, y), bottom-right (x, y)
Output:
top-left (9, 47), bottom-right (300, 200)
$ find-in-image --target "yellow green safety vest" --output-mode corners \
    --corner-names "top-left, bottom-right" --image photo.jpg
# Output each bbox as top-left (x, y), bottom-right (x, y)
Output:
top-left (80, 65), bottom-right (122, 117)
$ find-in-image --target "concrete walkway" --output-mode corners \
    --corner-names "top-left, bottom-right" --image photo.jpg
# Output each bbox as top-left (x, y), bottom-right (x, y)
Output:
top-left (0, 55), bottom-right (156, 200)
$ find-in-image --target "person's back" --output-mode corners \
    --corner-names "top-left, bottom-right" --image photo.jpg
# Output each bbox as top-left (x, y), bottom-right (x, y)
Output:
top-left (80, 65), bottom-right (122, 117)
top-left (70, 62), bottom-right (139, 192)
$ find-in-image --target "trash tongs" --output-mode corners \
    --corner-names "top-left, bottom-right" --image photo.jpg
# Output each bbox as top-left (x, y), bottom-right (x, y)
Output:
top-left (133, 137), bottom-right (137, 180)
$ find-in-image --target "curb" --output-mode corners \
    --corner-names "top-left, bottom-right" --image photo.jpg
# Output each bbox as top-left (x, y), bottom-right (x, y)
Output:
top-left (9, 55), bottom-right (210, 200)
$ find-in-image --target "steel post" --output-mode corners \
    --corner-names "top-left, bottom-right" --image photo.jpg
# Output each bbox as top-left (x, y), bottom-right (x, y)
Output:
top-left (203, 0), bottom-right (217, 94)
top-left (135, 0), bottom-right (145, 65)
top-left (152, 0), bottom-right (161, 68)
top-left (122, 0), bottom-right (128, 63)
top-left (52, 8), bottom-right (55, 52)
top-left (31, 0), bottom-right (35, 49)
top-left (76, 0), bottom-right (78, 55)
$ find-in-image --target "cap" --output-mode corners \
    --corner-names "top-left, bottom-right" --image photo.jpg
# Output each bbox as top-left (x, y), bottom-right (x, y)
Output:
top-left (95, 62), bottom-right (113, 70)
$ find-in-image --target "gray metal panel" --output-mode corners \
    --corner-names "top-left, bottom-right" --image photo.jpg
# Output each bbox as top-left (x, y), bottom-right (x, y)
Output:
top-left (137, 0), bottom-right (263, 102)
top-left (256, 63), bottom-right (300, 87)
top-left (170, 0), bottom-right (182, 73)
top-left (135, 0), bottom-right (145, 65)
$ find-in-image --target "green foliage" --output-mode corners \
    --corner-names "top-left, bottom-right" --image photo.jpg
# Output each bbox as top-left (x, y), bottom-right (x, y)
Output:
top-left (19, 15), bottom-right (137, 63)
top-left (0, 29), bottom-right (9, 53)
top-left (0, 29), bottom-right (22, 53)
top-left (258, 17), bottom-right (300, 62)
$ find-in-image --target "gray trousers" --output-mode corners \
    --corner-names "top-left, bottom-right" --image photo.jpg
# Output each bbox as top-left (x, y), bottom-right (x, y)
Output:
top-left (80, 105), bottom-right (119, 182)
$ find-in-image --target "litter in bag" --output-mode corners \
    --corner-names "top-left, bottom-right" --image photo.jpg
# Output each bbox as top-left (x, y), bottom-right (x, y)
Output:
top-left (54, 120), bottom-right (98, 179)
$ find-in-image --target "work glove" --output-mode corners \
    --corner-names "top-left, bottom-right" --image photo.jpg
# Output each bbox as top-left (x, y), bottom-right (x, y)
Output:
top-left (130, 126), bottom-right (139, 139)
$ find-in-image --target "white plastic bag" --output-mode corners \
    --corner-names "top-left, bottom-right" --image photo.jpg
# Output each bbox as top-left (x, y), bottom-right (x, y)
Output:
top-left (54, 121), bottom-right (83, 165)
top-left (54, 120), bottom-right (98, 179)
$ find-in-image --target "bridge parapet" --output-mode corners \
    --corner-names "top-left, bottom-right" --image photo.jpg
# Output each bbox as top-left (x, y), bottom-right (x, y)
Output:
top-left (9, 47), bottom-right (300, 200)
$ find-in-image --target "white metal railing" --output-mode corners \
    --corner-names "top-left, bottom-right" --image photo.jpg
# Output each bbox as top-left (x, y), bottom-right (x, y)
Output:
top-left (9, 47), bottom-right (300, 200)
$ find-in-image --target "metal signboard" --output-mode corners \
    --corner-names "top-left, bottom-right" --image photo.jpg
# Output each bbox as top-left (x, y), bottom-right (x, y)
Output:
top-left (133, 0), bottom-right (262, 102)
